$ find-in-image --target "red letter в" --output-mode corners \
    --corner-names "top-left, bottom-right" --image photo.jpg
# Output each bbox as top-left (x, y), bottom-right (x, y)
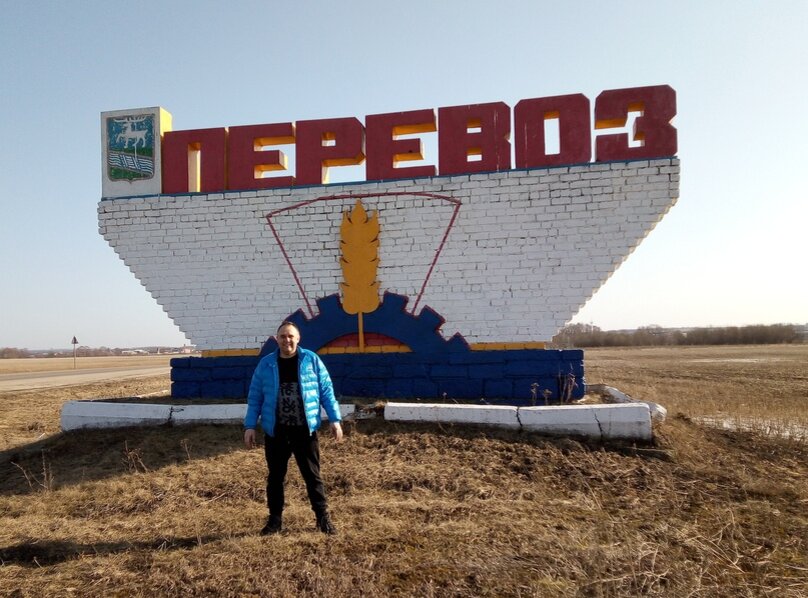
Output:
top-left (438, 102), bottom-right (511, 176)
top-left (365, 109), bottom-right (436, 181)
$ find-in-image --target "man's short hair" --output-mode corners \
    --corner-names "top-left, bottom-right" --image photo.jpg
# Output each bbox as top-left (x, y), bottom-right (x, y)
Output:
top-left (277, 321), bottom-right (301, 335)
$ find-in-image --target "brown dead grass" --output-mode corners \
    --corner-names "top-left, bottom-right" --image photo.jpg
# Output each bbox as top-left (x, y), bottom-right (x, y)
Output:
top-left (0, 346), bottom-right (806, 597)
top-left (0, 377), bottom-right (169, 453)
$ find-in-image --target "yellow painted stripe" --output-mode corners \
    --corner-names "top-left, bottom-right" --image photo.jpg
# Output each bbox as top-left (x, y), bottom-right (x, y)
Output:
top-left (317, 347), bottom-right (347, 355)
top-left (318, 345), bottom-right (411, 355)
top-left (469, 342), bottom-right (547, 351)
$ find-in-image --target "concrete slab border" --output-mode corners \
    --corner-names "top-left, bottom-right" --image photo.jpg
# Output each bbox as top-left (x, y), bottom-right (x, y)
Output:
top-left (60, 402), bottom-right (355, 431)
top-left (60, 399), bottom-right (652, 441)
top-left (385, 402), bottom-right (652, 441)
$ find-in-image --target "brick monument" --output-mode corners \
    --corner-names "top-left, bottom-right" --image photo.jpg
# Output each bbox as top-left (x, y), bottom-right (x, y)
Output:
top-left (99, 86), bottom-right (679, 403)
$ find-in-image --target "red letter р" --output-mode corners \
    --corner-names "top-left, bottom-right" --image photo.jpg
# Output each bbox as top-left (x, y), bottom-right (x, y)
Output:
top-left (438, 102), bottom-right (511, 176)
top-left (295, 117), bottom-right (365, 185)
top-left (365, 109), bottom-right (436, 181)
top-left (228, 123), bottom-right (295, 190)
top-left (162, 128), bottom-right (227, 194)
top-left (595, 85), bottom-right (677, 161)
top-left (514, 94), bottom-right (591, 168)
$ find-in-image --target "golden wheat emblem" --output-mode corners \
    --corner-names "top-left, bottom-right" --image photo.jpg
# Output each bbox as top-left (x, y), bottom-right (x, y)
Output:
top-left (340, 200), bottom-right (380, 351)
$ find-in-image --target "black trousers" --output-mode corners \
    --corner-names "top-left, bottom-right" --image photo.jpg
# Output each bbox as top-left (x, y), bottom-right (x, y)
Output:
top-left (264, 425), bottom-right (328, 517)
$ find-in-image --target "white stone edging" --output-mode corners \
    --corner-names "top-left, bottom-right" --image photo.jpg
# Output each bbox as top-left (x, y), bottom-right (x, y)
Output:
top-left (587, 384), bottom-right (667, 422)
top-left (60, 399), bottom-right (653, 441)
top-left (60, 401), bottom-right (355, 431)
top-left (384, 402), bottom-right (653, 441)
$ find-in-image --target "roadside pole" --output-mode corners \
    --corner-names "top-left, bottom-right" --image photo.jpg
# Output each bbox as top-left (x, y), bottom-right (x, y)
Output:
top-left (72, 336), bottom-right (78, 369)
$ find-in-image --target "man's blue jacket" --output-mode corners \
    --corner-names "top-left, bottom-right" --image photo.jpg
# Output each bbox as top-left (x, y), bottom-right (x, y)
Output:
top-left (244, 348), bottom-right (342, 437)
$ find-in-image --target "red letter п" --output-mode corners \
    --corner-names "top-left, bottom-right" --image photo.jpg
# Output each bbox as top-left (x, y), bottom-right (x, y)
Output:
top-left (595, 85), bottom-right (677, 161)
top-left (438, 102), bottom-right (511, 176)
top-left (162, 128), bottom-right (227, 193)
top-left (295, 117), bottom-right (365, 185)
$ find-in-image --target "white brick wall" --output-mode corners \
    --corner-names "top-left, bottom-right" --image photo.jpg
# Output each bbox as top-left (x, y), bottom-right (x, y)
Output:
top-left (98, 159), bottom-right (679, 350)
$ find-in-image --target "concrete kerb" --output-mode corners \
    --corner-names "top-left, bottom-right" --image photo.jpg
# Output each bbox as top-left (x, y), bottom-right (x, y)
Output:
top-left (384, 403), bottom-right (520, 428)
top-left (587, 383), bottom-right (668, 422)
top-left (520, 404), bottom-right (652, 440)
top-left (385, 402), bottom-right (653, 441)
top-left (60, 399), bottom-right (653, 441)
top-left (60, 401), bottom-right (356, 432)
top-left (61, 401), bottom-right (172, 431)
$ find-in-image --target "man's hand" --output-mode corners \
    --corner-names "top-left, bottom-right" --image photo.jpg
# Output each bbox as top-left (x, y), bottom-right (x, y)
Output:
top-left (244, 428), bottom-right (256, 449)
top-left (331, 422), bottom-right (344, 442)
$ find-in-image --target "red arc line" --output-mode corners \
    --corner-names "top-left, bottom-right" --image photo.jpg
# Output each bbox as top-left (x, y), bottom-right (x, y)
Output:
top-left (266, 192), bottom-right (461, 317)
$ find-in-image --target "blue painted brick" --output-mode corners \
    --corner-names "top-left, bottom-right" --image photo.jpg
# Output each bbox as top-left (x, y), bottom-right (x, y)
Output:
top-left (468, 364), bottom-right (505, 379)
top-left (200, 380), bottom-right (230, 399)
top-left (412, 379), bottom-right (438, 398)
top-left (393, 364), bottom-right (429, 377)
top-left (211, 367), bottom-right (249, 380)
top-left (171, 367), bottom-right (210, 382)
top-left (385, 378), bottom-right (414, 398)
top-left (221, 382), bottom-right (246, 399)
top-left (362, 366), bottom-right (394, 379)
top-left (430, 364), bottom-right (467, 378)
top-left (187, 356), bottom-right (212, 367)
top-left (170, 346), bottom-right (585, 403)
top-left (416, 308), bottom-right (443, 331)
top-left (208, 357), bottom-right (233, 368)
top-left (340, 378), bottom-right (386, 396)
top-left (448, 353), bottom-right (506, 365)
top-left (228, 356), bottom-right (260, 368)
top-left (484, 378), bottom-right (513, 398)
top-left (505, 360), bottom-right (563, 376)
top-left (172, 381), bottom-right (201, 398)
top-left (437, 378), bottom-right (482, 399)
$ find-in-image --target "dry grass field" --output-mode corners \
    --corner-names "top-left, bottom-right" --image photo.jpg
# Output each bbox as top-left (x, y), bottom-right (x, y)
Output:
top-left (0, 355), bottom-right (174, 375)
top-left (0, 346), bottom-right (806, 597)
top-left (585, 345), bottom-right (808, 440)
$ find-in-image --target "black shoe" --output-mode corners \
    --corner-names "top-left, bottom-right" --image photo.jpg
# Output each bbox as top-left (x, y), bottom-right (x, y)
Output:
top-left (316, 513), bottom-right (336, 535)
top-left (260, 515), bottom-right (282, 535)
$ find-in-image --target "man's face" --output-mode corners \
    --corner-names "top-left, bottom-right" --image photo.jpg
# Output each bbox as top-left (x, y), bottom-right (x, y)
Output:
top-left (277, 325), bottom-right (300, 358)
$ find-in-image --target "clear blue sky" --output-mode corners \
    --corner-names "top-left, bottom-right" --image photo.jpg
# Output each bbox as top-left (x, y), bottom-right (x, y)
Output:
top-left (1, 1), bottom-right (806, 349)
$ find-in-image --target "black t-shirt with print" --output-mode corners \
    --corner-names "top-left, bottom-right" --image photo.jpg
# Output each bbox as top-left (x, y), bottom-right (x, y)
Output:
top-left (276, 353), bottom-right (306, 427)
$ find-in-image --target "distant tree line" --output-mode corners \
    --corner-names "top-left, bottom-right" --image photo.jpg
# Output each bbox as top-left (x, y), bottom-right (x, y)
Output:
top-left (552, 323), bottom-right (802, 348)
top-left (0, 347), bottom-right (155, 359)
top-left (1, 347), bottom-right (31, 358)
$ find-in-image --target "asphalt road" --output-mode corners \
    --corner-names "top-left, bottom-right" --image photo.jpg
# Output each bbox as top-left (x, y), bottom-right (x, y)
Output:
top-left (0, 366), bottom-right (170, 392)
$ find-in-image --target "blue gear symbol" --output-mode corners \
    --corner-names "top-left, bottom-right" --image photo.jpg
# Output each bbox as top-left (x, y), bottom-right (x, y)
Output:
top-left (260, 292), bottom-right (470, 357)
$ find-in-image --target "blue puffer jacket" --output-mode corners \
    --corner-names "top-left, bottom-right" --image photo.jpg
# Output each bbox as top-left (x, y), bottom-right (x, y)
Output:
top-left (244, 348), bottom-right (341, 436)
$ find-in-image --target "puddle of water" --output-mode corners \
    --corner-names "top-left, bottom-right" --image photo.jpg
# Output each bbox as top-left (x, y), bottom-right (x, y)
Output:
top-left (695, 416), bottom-right (807, 441)
top-left (687, 358), bottom-right (783, 363)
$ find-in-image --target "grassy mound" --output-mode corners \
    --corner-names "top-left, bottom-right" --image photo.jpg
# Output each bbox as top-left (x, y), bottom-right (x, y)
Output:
top-left (1, 346), bottom-right (806, 596)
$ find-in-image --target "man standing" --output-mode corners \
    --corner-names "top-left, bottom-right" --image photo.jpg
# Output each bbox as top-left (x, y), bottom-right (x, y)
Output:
top-left (243, 321), bottom-right (344, 535)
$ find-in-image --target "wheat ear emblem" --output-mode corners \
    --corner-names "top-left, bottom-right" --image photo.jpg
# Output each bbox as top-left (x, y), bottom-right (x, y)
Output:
top-left (340, 200), bottom-right (380, 351)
